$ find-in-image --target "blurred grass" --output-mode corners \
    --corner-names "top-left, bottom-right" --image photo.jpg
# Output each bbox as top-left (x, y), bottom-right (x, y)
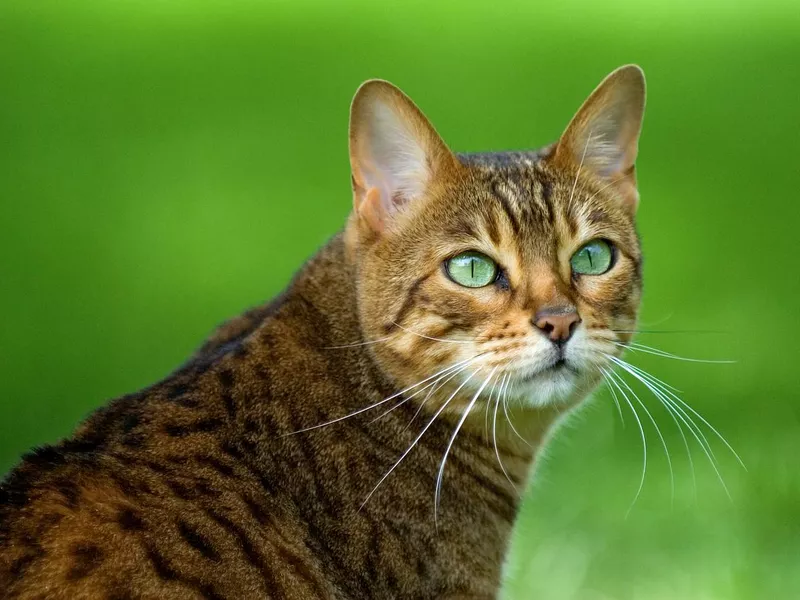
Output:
top-left (1, 1), bottom-right (799, 598)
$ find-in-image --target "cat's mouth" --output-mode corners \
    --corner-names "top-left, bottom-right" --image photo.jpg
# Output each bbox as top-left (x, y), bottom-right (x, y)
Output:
top-left (550, 357), bottom-right (573, 372)
top-left (518, 357), bottom-right (580, 383)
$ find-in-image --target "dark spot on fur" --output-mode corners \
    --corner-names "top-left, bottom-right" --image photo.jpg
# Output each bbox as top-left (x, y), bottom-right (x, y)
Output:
top-left (109, 471), bottom-right (143, 498)
top-left (167, 479), bottom-right (197, 500)
top-left (218, 369), bottom-right (235, 388)
top-left (220, 441), bottom-right (244, 461)
top-left (489, 179), bottom-right (521, 235)
top-left (33, 512), bottom-right (65, 539)
top-left (145, 544), bottom-right (178, 581)
top-left (121, 431), bottom-right (146, 449)
top-left (62, 438), bottom-right (103, 454)
top-left (67, 542), bottom-right (103, 580)
top-left (566, 215), bottom-right (578, 236)
top-left (9, 546), bottom-right (45, 579)
top-left (23, 445), bottom-right (67, 469)
top-left (243, 496), bottom-right (269, 526)
top-left (588, 209), bottom-right (608, 224)
top-left (165, 418), bottom-right (224, 438)
top-left (117, 507), bottom-right (145, 531)
top-left (196, 456), bottom-right (235, 478)
top-left (120, 413), bottom-right (140, 433)
top-left (222, 393), bottom-right (236, 418)
top-left (144, 543), bottom-right (224, 598)
top-left (176, 396), bottom-right (200, 408)
top-left (56, 479), bottom-right (81, 509)
top-left (194, 360), bottom-right (212, 375)
top-left (485, 212), bottom-right (502, 246)
top-left (194, 481), bottom-right (222, 498)
top-left (141, 459), bottom-right (169, 476)
top-left (0, 483), bottom-right (28, 510)
top-left (167, 383), bottom-right (190, 399)
top-left (195, 480), bottom-right (222, 499)
top-left (196, 418), bottom-right (224, 432)
top-left (204, 510), bottom-right (269, 581)
top-left (164, 424), bottom-right (188, 437)
top-left (178, 521), bottom-right (220, 561)
top-left (199, 585), bottom-right (226, 600)
top-left (541, 177), bottom-right (553, 202)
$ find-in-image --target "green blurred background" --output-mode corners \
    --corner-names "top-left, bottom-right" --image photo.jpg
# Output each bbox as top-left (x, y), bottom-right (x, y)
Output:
top-left (1, 1), bottom-right (798, 597)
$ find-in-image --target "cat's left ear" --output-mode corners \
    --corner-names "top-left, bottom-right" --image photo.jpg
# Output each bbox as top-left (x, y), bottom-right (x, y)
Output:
top-left (552, 65), bottom-right (646, 213)
top-left (349, 80), bottom-right (460, 234)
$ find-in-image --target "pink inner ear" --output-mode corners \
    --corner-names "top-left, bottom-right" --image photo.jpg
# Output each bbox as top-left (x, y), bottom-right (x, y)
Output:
top-left (359, 186), bottom-right (387, 233)
top-left (349, 80), bottom-right (461, 235)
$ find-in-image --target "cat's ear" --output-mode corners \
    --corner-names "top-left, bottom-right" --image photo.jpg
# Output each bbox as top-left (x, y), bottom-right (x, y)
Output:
top-left (553, 65), bottom-right (646, 213)
top-left (349, 80), bottom-right (459, 233)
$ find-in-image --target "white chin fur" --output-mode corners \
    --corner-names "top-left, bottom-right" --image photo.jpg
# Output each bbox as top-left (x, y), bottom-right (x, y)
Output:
top-left (512, 369), bottom-right (581, 407)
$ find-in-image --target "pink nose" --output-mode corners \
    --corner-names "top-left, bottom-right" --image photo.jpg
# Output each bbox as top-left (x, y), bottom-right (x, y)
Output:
top-left (533, 308), bottom-right (581, 343)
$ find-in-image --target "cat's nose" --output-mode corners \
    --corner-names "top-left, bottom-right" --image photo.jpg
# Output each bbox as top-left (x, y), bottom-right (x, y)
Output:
top-left (533, 307), bottom-right (581, 343)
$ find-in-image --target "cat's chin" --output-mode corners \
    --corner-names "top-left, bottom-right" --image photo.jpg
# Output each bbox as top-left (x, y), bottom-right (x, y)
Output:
top-left (511, 363), bottom-right (587, 407)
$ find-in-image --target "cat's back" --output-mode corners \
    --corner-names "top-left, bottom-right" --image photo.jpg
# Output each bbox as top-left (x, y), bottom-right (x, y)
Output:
top-left (0, 249), bottom-right (349, 599)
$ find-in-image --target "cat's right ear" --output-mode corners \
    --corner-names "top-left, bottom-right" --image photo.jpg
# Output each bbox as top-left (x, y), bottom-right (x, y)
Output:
top-left (349, 80), bottom-right (458, 234)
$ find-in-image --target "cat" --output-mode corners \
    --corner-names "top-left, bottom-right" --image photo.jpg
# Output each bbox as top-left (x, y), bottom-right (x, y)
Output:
top-left (0, 65), bottom-right (645, 599)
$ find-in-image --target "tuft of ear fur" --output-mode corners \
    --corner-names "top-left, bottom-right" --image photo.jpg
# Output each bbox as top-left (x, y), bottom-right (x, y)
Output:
top-left (349, 80), bottom-right (458, 233)
top-left (553, 65), bottom-right (646, 212)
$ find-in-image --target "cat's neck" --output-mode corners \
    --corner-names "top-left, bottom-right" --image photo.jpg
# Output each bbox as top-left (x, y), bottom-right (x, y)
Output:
top-left (230, 234), bottom-right (559, 595)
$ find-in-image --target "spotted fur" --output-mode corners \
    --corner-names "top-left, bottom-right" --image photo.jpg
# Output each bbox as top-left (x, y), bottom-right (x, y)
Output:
top-left (0, 66), bottom-right (646, 599)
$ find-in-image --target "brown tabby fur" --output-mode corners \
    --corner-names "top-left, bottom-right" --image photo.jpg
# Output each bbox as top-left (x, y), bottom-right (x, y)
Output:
top-left (0, 66), bottom-right (646, 599)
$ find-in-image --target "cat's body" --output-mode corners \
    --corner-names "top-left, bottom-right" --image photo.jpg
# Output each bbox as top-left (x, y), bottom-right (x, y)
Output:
top-left (1, 234), bottom-right (533, 599)
top-left (1, 67), bottom-right (646, 599)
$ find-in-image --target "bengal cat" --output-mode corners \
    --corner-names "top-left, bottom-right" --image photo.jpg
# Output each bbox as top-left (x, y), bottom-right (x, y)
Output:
top-left (0, 65), bottom-right (646, 599)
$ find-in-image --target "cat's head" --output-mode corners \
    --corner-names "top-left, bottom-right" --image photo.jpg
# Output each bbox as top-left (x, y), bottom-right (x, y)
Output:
top-left (344, 66), bottom-right (645, 412)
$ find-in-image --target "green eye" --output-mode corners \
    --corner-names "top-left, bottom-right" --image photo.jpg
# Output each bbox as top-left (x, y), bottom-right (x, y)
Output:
top-left (446, 251), bottom-right (498, 288)
top-left (570, 240), bottom-right (614, 275)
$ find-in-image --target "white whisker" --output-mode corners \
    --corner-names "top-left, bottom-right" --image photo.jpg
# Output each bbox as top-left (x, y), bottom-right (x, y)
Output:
top-left (360, 370), bottom-right (479, 510)
top-left (608, 357), bottom-right (717, 460)
top-left (322, 335), bottom-right (394, 349)
top-left (368, 363), bottom-right (471, 424)
top-left (390, 321), bottom-right (476, 344)
top-left (615, 341), bottom-right (735, 364)
top-left (601, 367), bottom-right (646, 517)
top-left (484, 377), bottom-right (500, 443)
top-left (636, 370), bottom-right (722, 467)
top-left (617, 363), bottom-right (697, 501)
top-left (493, 375), bottom-right (519, 496)
top-left (612, 329), bottom-right (724, 335)
top-left (610, 356), bottom-right (745, 470)
top-left (502, 380), bottom-right (531, 448)
top-left (600, 369), bottom-right (625, 427)
top-left (606, 367), bottom-right (674, 506)
top-left (284, 355), bottom-right (481, 436)
top-left (435, 367), bottom-right (497, 527)
top-left (403, 362), bottom-right (476, 433)
top-left (607, 356), bottom-right (735, 501)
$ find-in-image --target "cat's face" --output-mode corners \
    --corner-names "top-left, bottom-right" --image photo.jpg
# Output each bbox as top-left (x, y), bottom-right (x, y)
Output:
top-left (346, 67), bottom-right (645, 412)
